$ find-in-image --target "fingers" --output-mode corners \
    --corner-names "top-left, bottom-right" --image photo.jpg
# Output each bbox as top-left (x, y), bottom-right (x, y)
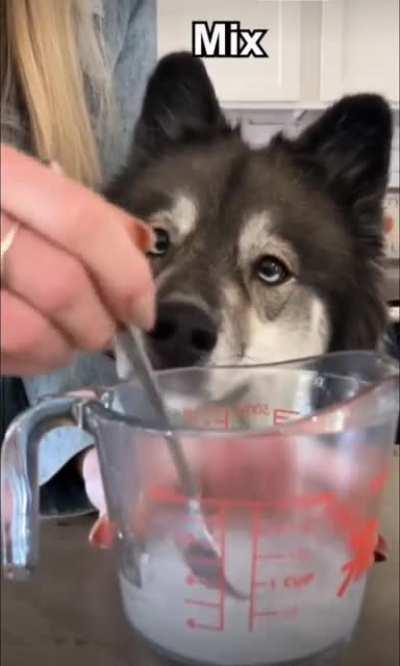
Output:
top-left (1, 145), bottom-right (155, 329)
top-left (81, 447), bottom-right (107, 515)
top-left (89, 515), bottom-right (117, 550)
top-left (1, 290), bottom-right (75, 375)
top-left (80, 447), bottom-right (116, 550)
top-left (2, 212), bottom-right (116, 352)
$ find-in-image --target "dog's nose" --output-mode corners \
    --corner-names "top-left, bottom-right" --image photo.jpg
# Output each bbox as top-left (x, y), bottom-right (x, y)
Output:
top-left (147, 301), bottom-right (217, 368)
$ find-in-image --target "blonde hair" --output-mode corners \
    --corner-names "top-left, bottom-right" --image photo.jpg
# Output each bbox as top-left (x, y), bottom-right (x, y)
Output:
top-left (1, 0), bottom-right (112, 188)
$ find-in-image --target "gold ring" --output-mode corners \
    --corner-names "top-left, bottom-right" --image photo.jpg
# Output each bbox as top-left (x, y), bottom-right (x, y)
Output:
top-left (1, 221), bottom-right (20, 278)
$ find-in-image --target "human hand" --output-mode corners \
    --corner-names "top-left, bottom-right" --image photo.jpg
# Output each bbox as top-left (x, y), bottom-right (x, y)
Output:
top-left (1, 145), bottom-right (155, 376)
top-left (77, 446), bottom-right (117, 549)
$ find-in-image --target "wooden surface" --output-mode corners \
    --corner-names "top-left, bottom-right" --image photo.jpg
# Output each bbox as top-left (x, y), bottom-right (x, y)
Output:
top-left (2, 453), bottom-right (399, 666)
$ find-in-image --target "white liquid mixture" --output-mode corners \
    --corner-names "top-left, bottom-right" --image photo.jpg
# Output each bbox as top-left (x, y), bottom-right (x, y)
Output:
top-left (119, 528), bottom-right (366, 665)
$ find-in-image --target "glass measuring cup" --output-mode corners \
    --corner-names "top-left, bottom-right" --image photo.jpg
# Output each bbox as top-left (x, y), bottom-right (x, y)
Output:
top-left (1, 351), bottom-right (398, 666)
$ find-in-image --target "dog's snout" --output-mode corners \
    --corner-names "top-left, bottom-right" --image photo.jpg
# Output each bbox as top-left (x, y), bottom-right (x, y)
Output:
top-left (147, 301), bottom-right (217, 368)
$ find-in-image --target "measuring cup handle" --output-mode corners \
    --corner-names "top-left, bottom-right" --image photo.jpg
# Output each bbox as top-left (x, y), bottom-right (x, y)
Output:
top-left (1, 396), bottom-right (88, 580)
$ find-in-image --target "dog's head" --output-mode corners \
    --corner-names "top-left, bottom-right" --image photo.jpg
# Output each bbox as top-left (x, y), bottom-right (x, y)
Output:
top-left (107, 52), bottom-right (392, 371)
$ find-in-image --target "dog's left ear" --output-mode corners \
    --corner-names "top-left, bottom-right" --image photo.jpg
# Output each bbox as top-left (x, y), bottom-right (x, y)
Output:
top-left (291, 94), bottom-right (392, 211)
top-left (286, 95), bottom-right (392, 350)
top-left (133, 51), bottom-right (231, 158)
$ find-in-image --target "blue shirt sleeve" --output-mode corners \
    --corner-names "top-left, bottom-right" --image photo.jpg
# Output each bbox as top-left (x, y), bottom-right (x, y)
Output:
top-left (99, 0), bottom-right (157, 182)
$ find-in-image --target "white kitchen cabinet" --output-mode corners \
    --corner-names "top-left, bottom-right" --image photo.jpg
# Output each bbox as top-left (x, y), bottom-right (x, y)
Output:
top-left (157, 0), bottom-right (301, 104)
top-left (320, 0), bottom-right (399, 103)
top-left (158, 0), bottom-right (399, 108)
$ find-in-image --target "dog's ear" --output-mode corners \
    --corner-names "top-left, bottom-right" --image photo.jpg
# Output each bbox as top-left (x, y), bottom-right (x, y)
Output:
top-left (284, 95), bottom-right (392, 349)
top-left (282, 94), bottom-right (392, 259)
top-left (291, 94), bottom-right (392, 208)
top-left (133, 52), bottom-right (231, 157)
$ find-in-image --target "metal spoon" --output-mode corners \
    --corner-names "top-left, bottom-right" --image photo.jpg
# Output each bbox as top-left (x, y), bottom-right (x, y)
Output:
top-left (115, 326), bottom-right (246, 599)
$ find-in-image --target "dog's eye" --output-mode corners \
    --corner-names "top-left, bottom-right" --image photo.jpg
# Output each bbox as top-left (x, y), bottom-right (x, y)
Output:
top-left (149, 227), bottom-right (170, 257)
top-left (256, 255), bottom-right (290, 286)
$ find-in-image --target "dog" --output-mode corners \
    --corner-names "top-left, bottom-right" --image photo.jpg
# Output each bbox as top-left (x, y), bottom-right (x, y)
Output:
top-left (105, 52), bottom-right (392, 376)
top-left (92, 54), bottom-right (394, 557)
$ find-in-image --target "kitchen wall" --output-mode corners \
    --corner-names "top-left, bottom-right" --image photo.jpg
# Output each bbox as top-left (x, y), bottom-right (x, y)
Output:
top-left (158, 0), bottom-right (399, 106)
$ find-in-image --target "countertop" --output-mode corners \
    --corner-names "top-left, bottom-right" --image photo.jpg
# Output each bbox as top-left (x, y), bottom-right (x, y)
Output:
top-left (2, 453), bottom-right (399, 666)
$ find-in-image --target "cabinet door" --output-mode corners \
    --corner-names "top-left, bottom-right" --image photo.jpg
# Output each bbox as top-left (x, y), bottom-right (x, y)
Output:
top-left (320, 0), bottom-right (399, 103)
top-left (157, 0), bottom-right (301, 104)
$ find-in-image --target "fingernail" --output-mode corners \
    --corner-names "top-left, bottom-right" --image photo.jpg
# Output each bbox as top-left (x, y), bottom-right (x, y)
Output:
top-left (131, 291), bottom-right (155, 331)
top-left (89, 515), bottom-right (116, 550)
top-left (128, 221), bottom-right (155, 253)
top-left (138, 224), bottom-right (155, 253)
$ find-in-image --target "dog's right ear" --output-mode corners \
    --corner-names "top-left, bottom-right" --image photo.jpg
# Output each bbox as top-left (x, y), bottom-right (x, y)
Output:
top-left (133, 52), bottom-right (231, 158)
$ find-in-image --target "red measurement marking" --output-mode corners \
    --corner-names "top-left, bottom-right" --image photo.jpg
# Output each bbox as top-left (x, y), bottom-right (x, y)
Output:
top-left (273, 408), bottom-right (300, 425)
top-left (249, 508), bottom-right (317, 631)
top-left (223, 408), bottom-right (230, 430)
top-left (184, 406), bottom-right (229, 430)
top-left (184, 573), bottom-right (224, 588)
top-left (186, 619), bottom-right (223, 632)
top-left (149, 486), bottom-right (335, 513)
top-left (183, 507), bottom-right (226, 633)
top-left (237, 404), bottom-right (270, 418)
top-left (253, 607), bottom-right (299, 623)
top-left (256, 553), bottom-right (286, 561)
top-left (185, 599), bottom-right (220, 608)
top-left (255, 546), bottom-right (314, 561)
top-left (284, 573), bottom-right (315, 589)
top-left (219, 507), bottom-right (227, 632)
top-left (254, 579), bottom-right (278, 591)
top-left (337, 519), bottom-right (379, 598)
top-left (249, 509), bottom-right (263, 632)
top-left (289, 492), bottom-right (335, 511)
top-left (253, 574), bottom-right (315, 592)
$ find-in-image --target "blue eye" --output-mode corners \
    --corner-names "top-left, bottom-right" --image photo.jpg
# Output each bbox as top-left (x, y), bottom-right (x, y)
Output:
top-left (256, 255), bottom-right (290, 286)
top-left (149, 227), bottom-right (170, 257)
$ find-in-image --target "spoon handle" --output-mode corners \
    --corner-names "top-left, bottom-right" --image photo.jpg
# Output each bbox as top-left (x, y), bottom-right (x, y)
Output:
top-left (115, 327), bottom-right (200, 499)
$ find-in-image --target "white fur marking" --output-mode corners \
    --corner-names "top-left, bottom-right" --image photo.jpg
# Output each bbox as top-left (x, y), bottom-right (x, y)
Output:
top-left (172, 195), bottom-right (198, 237)
top-left (150, 194), bottom-right (198, 240)
top-left (238, 212), bottom-right (299, 274)
top-left (210, 292), bottom-right (330, 367)
top-left (243, 295), bottom-right (330, 364)
top-left (238, 213), bottom-right (273, 263)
